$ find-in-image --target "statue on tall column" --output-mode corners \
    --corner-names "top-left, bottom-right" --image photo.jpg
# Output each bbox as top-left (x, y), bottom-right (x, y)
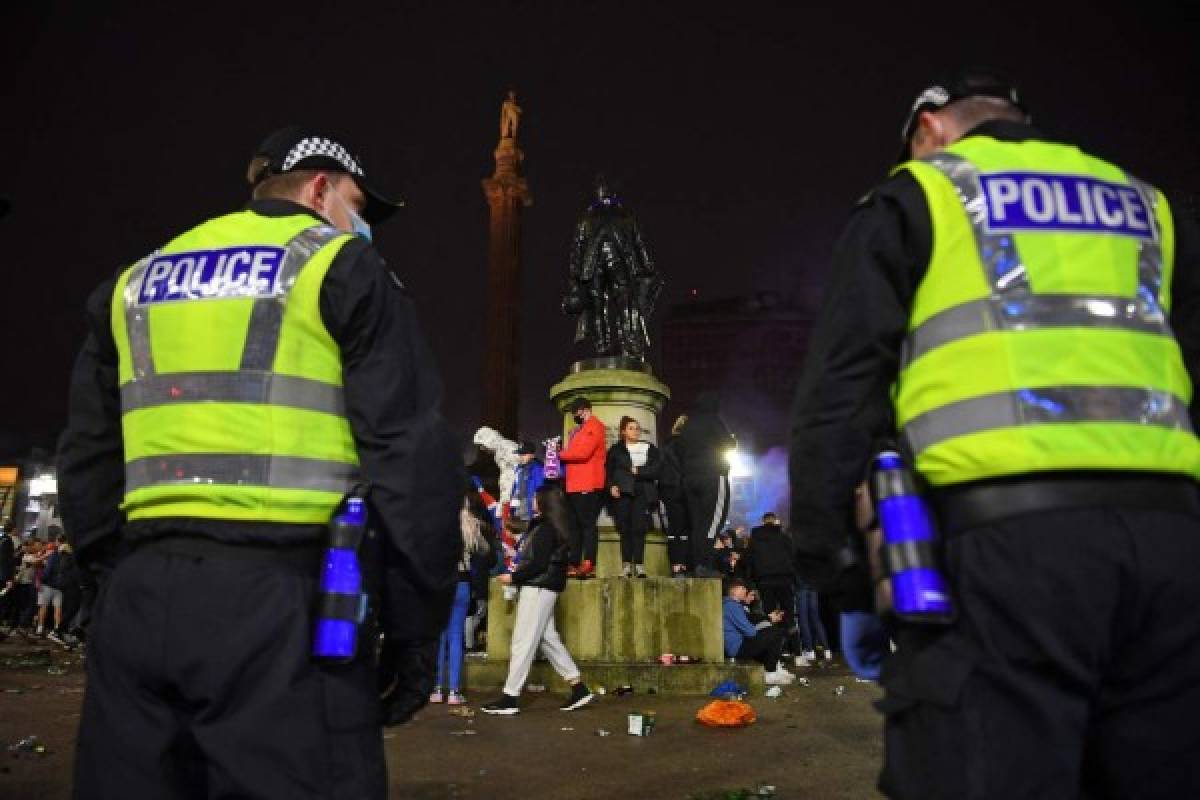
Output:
top-left (561, 176), bottom-right (664, 360)
top-left (500, 90), bottom-right (522, 141)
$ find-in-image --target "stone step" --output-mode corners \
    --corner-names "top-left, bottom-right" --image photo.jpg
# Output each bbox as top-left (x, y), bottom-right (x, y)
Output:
top-left (464, 657), bottom-right (764, 696)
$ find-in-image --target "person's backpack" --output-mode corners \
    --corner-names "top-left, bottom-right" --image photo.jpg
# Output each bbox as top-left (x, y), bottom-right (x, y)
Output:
top-left (41, 550), bottom-right (60, 589)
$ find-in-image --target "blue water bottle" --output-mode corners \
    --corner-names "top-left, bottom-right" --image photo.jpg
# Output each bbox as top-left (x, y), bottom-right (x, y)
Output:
top-left (312, 493), bottom-right (369, 661)
top-left (870, 450), bottom-right (955, 623)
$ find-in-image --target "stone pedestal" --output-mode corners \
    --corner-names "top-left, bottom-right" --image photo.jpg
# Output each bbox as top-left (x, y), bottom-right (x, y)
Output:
top-left (550, 357), bottom-right (671, 445)
top-left (469, 576), bottom-right (763, 695)
top-left (549, 358), bottom-right (671, 577)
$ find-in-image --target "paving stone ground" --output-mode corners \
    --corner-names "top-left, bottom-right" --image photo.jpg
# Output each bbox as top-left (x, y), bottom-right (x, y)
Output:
top-left (0, 636), bottom-right (885, 799)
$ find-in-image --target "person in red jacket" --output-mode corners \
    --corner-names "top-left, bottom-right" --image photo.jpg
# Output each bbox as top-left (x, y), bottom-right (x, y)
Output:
top-left (558, 397), bottom-right (607, 578)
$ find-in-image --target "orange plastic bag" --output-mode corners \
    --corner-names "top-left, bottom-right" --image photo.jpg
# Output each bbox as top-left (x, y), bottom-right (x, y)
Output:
top-left (695, 699), bottom-right (757, 728)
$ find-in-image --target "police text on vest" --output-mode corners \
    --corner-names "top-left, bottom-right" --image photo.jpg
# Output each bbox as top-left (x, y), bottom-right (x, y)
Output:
top-left (979, 173), bottom-right (1154, 240)
top-left (136, 246), bottom-right (286, 305)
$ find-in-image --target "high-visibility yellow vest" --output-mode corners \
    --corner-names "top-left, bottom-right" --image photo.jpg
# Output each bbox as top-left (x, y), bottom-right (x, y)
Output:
top-left (111, 210), bottom-right (360, 523)
top-left (894, 135), bottom-right (1200, 486)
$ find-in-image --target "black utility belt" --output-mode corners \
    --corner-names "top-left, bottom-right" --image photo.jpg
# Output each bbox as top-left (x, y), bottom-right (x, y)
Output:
top-left (932, 474), bottom-right (1200, 535)
top-left (133, 534), bottom-right (323, 571)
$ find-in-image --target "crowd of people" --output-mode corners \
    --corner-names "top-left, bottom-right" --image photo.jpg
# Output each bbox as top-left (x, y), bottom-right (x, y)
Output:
top-left (418, 392), bottom-right (834, 713)
top-left (0, 522), bottom-right (90, 647)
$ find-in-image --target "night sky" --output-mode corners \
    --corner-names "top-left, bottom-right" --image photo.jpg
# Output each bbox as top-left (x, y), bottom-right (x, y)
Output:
top-left (3, 1), bottom-right (1197, 458)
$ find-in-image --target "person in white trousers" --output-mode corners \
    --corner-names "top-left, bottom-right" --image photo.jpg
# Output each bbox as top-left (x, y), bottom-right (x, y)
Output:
top-left (482, 486), bottom-right (596, 715)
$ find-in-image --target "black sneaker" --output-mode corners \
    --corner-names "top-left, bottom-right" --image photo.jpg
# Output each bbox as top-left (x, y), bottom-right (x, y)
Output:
top-left (481, 694), bottom-right (521, 715)
top-left (560, 683), bottom-right (595, 711)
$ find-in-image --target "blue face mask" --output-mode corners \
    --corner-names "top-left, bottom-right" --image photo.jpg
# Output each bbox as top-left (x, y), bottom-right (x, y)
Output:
top-left (330, 186), bottom-right (373, 242)
top-left (347, 207), bottom-right (372, 242)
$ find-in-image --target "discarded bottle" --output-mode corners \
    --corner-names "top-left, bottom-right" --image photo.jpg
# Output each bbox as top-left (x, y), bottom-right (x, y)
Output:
top-left (313, 493), bottom-right (369, 661)
top-left (871, 450), bottom-right (955, 623)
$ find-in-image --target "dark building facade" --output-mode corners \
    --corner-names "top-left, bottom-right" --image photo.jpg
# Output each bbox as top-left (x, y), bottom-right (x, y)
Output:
top-left (658, 291), bottom-right (814, 449)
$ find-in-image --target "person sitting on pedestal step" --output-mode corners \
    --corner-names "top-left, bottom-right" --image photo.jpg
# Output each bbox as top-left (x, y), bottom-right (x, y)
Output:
top-left (481, 485), bottom-right (596, 716)
top-left (557, 397), bottom-right (607, 578)
top-left (722, 578), bottom-right (795, 686)
top-left (606, 417), bottom-right (662, 578)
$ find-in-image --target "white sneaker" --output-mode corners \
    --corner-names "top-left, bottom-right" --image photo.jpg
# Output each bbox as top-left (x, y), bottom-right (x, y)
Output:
top-left (823, 649), bottom-right (834, 663)
top-left (776, 665), bottom-right (797, 680)
top-left (794, 653), bottom-right (814, 667)
top-left (764, 669), bottom-right (793, 686)
top-left (802, 650), bottom-right (817, 662)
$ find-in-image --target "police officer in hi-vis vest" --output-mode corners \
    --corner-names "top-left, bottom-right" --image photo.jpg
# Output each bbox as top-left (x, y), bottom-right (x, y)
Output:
top-left (58, 127), bottom-right (463, 799)
top-left (789, 72), bottom-right (1200, 798)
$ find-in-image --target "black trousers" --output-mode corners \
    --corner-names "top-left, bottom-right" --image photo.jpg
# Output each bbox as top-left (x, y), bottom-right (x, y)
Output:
top-left (683, 475), bottom-right (730, 571)
top-left (612, 493), bottom-right (649, 564)
top-left (567, 491), bottom-right (603, 565)
top-left (736, 626), bottom-right (784, 672)
top-left (75, 538), bottom-right (386, 800)
top-left (756, 578), bottom-right (800, 652)
top-left (662, 493), bottom-right (691, 567)
top-left (878, 506), bottom-right (1200, 800)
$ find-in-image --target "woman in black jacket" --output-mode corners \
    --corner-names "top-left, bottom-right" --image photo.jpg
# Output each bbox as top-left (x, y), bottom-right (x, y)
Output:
top-left (606, 416), bottom-right (662, 578)
top-left (481, 486), bottom-right (596, 715)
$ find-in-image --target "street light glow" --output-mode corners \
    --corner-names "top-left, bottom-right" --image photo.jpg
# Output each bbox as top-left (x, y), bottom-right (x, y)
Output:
top-left (725, 449), bottom-right (754, 478)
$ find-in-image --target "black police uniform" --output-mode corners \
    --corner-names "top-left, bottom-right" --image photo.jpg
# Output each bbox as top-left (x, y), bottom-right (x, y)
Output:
top-left (58, 198), bottom-right (463, 799)
top-left (790, 120), bottom-right (1200, 798)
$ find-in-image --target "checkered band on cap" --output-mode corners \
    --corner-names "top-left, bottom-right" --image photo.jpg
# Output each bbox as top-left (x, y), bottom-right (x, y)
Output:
top-left (280, 137), bottom-right (364, 176)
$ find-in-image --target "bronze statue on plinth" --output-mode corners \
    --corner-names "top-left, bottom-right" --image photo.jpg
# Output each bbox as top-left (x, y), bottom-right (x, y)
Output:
top-left (562, 176), bottom-right (663, 361)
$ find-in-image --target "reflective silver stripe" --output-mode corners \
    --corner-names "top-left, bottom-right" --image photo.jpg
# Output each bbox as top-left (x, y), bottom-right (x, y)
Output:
top-left (924, 153), bottom-right (1030, 295)
top-left (1126, 174), bottom-right (1167, 320)
top-left (903, 387), bottom-right (1191, 455)
top-left (123, 254), bottom-right (158, 379)
top-left (125, 454), bottom-right (359, 494)
top-left (902, 158), bottom-right (1171, 366)
top-left (903, 293), bottom-right (1168, 364)
top-left (120, 372), bottom-right (345, 416)
top-left (240, 226), bottom-right (344, 371)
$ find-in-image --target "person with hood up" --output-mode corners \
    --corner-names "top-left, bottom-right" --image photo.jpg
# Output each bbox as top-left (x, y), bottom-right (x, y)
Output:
top-left (676, 392), bottom-right (737, 576)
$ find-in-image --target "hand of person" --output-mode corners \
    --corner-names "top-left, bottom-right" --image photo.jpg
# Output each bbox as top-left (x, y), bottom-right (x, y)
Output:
top-left (497, 573), bottom-right (512, 585)
top-left (610, 486), bottom-right (620, 498)
top-left (631, 466), bottom-right (638, 475)
top-left (840, 611), bottom-right (890, 682)
top-left (768, 610), bottom-right (784, 624)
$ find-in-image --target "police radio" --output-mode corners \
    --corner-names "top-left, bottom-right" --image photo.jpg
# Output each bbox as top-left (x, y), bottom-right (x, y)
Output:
top-left (312, 488), bottom-right (370, 662)
top-left (870, 451), bottom-right (955, 624)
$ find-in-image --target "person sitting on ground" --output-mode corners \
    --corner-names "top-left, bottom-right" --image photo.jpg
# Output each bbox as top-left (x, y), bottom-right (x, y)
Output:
top-left (746, 512), bottom-right (803, 663)
top-left (481, 485), bottom-right (596, 715)
top-left (722, 577), bottom-right (795, 685)
top-left (713, 530), bottom-right (747, 579)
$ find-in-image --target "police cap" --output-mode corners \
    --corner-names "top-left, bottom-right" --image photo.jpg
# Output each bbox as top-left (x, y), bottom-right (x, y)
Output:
top-left (899, 70), bottom-right (1029, 160)
top-left (249, 126), bottom-right (404, 225)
